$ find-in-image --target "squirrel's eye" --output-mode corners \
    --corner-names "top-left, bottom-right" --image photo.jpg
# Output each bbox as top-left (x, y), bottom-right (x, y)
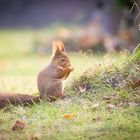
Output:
top-left (61, 58), bottom-right (65, 62)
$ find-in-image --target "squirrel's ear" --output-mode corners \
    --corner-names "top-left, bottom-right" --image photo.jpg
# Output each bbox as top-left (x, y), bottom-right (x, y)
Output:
top-left (57, 41), bottom-right (66, 52)
top-left (52, 41), bottom-right (61, 55)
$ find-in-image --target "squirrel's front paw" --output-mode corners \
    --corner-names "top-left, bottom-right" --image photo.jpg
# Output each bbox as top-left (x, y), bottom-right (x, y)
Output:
top-left (70, 66), bottom-right (74, 71)
top-left (68, 66), bottom-right (74, 72)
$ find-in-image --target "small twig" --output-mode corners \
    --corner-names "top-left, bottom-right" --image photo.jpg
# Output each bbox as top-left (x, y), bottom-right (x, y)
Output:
top-left (130, 1), bottom-right (140, 13)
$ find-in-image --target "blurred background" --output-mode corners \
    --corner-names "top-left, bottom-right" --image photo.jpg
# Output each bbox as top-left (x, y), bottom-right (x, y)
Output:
top-left (0, 0), bottom-right (140, 93)
top-left (0, 0), bottom-right (140, 57)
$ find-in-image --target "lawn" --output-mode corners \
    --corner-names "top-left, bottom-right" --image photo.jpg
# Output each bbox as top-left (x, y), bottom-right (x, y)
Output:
top-left (0, 30), bottom-right (139, 140)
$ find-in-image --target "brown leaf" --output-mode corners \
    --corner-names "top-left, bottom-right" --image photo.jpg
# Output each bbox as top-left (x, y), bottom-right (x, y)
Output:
top-left (62, 114), bottom-right (75, 119)
top-left (78, 85), bottom-right (86, 93)
top-left (130, 80), bottom-right (140, 88)
top-left (12, 120), bottom-right (26, 131)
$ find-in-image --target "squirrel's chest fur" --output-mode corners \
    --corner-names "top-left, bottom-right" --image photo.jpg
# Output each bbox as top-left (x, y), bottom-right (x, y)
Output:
top-left (37, 65), bottom-right (63, 98)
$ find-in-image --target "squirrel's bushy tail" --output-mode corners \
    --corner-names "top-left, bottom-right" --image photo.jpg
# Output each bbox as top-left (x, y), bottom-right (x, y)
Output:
top-left (0, 93), bottom-right (40, 108)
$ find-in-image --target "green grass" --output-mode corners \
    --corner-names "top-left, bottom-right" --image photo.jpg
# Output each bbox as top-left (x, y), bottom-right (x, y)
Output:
top-left (0, 30), bottom-right (139, 140)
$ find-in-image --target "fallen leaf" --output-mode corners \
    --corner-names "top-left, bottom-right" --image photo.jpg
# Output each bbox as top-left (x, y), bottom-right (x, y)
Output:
top-left (62, 114), bottom-right (75, 119)
top-left (130, 80), bottom-right (140, 88)
top-left (78, 85), bottom-right (86, 93)
top-left (12, 120), bottom-right (26, 131)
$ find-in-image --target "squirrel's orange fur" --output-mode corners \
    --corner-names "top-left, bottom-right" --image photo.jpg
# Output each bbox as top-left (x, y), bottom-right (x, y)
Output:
top-left (37, 40), bottom-right (74, 99)
top-left (0, 41), bottom-right (73, 108)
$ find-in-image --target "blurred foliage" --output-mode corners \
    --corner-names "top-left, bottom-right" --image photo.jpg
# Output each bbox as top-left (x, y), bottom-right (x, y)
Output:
top-left (116, 0), bottom-right (133, 8)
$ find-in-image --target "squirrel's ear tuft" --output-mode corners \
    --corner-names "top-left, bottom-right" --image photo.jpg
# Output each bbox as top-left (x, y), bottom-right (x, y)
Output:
top-left (52, 40), bottom-right (66, 55)
top-left (52, 41), bottom-right (61, 55)
top-left (57, 41), bottom-right (66, 52)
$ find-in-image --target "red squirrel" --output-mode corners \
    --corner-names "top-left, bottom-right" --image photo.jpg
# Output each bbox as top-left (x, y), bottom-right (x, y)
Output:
top-left (0, 41), bottom-right (74, 108)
